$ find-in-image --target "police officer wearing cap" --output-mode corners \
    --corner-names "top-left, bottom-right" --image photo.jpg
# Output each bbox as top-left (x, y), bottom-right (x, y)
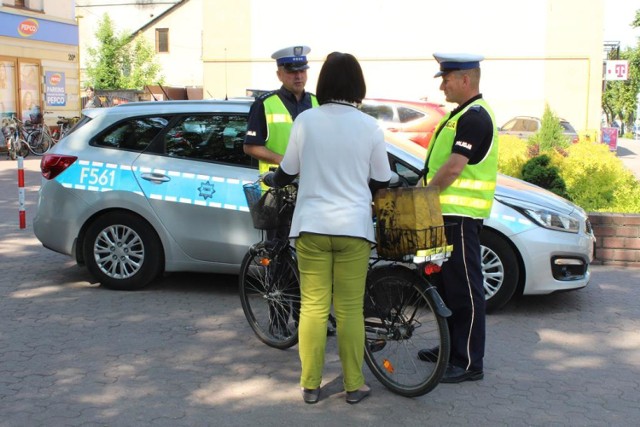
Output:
top-left (244, 45), bottom-right (319, 175)
top-left (417, 53), bottom-right (498, 383)
top-left (243, 46), bottom-right (334, 338)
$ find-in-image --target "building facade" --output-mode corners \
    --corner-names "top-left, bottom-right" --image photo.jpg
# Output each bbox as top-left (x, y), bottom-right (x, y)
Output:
top-left (1, 0), bottom-right (79, 127)
top-left (201, 0), bottom-right (605, 133)
top-left (11, 0), bottom-right (606, 134)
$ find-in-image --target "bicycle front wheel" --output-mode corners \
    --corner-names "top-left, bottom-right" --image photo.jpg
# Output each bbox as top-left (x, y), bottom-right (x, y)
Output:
top-left (27, 129), bottom-right (51, 155)
top-left (238, 242), bottom-right (300, 349)
top-left (364, 265), bottom-right (450, 397)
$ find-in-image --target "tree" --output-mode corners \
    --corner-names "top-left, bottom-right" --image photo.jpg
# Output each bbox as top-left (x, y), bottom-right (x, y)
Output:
top-left (85, 14), bottom-right (163, 90)
top-left (529, 104), bottom-right (569, 152)
top-left (602, 9), bottom-right (640, 133)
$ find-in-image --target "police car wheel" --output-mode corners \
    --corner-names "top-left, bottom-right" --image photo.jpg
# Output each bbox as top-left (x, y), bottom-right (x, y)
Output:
top-left (480, 230), bottom-right (520, 313)
top-left (83, 212), bottom-right (163, 291)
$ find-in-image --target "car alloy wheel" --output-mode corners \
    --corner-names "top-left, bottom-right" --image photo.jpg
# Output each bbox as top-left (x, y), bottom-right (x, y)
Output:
top-left (83, 212), bottom-right (163, 290)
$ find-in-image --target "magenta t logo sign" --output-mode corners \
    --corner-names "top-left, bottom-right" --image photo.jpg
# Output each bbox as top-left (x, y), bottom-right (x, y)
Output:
top-left (605, 60), bottom-right (629, 81)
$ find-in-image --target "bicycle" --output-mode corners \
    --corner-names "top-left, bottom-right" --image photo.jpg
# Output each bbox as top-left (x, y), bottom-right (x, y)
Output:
top-left (363, 225), bottom-right (453, 397)
top-left (51, 116), bottom-right (80, 142)
top-left (2, 117), bottom-right (30, 160)
top-left (238, 180), bottom-right (301, 349)
top-left (24, 115), bottom-right (54, 155)
top-left (239, 178), bottom-right (453, 397)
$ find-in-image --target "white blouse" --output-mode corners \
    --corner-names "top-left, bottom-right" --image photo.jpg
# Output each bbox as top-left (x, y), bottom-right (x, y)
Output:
top-left (280, 102), bottom-right (392, 243)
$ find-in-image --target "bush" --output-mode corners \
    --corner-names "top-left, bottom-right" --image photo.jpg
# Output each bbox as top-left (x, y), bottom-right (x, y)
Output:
top-left (557, 140), bottom-right (639, 212)
top-left (497, 134), bottom-right (528, 178)
top-left (521, 155), bottom-right (570, 199)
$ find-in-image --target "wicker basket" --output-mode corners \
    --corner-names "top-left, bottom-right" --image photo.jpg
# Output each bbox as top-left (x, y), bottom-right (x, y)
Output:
top-left (375, 224), bottom-right (451, 260)
top-left (243, 182), bottom-right (296, 230)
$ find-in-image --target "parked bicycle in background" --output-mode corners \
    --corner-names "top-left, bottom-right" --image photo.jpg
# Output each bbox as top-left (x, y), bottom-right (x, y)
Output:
top-left (2, 117), bottom-right (30, 160)
top-left (51, 116), bottom-right (80, 142)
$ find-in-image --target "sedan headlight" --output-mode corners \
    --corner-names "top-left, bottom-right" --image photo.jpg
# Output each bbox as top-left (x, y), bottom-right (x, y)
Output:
top-left (520, 207), bottom-right (580, 233)
top-left (498, 199), bottom-right (580, 234)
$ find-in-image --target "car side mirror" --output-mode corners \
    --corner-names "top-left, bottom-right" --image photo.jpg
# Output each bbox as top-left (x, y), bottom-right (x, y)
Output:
top-left (388, 171), bottom-right (407, 188)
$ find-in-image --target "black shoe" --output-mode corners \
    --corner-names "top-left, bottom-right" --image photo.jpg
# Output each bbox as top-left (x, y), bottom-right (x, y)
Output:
top-left (440, 364), bottom-right (484, 383)
top-left (346, 384), bottom-right (370, 404)
top-left (301, 387), bottom-right (320, 404)
top-left (417, 346), bottom-right (439, 362)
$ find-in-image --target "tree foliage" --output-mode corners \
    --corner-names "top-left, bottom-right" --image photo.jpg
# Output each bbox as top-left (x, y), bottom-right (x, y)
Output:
top-left (85, 14), bottom-right (163, 90)
top-left (602, 9), bottom-right (640, 133)
top-left (529, 104), bottom-right (570, 152)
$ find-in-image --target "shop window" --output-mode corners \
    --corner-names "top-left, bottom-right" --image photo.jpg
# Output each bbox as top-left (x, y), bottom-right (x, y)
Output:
top-left (156, 29), bottom-right (169, 53)
top-left (0, 59), bottom-right (18, 119)
top-left (18, 61), bottom-right (41, 123)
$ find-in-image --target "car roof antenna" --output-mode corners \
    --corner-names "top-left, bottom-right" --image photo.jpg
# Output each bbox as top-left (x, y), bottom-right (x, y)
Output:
top-left (224, 48), bottom-right (229, 100)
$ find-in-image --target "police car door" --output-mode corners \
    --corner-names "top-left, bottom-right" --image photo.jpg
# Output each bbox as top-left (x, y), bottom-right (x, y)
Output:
top-left (131, 112), bottom-right (260, 266)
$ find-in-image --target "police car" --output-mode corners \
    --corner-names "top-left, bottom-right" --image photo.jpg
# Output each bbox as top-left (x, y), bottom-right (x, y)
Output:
top-left (33, 100), bottom-right (595, 312)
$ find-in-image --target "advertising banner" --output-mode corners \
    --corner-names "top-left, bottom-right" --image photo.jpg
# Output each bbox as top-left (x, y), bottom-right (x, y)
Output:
top-left (45, 71), bottom-right (66, 106)
top-left (601, 127), bottom-right (618, 152)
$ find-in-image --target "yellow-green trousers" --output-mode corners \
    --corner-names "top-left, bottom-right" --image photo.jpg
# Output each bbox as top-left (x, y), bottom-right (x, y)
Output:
top-left (295, 233), bottom-right (371, 392)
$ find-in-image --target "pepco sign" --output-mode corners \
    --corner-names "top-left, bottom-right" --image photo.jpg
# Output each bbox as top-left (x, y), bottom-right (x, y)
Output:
top-left (18, 18), bottom-right (39, 37)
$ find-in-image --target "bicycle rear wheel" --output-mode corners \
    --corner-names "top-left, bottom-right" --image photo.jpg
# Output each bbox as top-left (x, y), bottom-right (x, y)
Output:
top-left (238, 241), bottom-right (300, 349)
top-left (27, 129), bottom-right (51, 155)
top-left (364, 265), bottom-right (450, 397)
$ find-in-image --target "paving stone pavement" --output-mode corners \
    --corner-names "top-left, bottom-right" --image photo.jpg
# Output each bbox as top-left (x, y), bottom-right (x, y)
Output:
top-left (1, 158), bottom-right (639, 427)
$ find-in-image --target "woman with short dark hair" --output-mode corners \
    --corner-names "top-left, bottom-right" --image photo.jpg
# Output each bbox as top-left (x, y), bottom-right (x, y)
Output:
top-left (263, 52), bottom-right (392, 404)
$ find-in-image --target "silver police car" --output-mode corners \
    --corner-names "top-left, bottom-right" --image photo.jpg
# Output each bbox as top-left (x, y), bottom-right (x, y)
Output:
top-left (34, 100), bottom-right (595, 312)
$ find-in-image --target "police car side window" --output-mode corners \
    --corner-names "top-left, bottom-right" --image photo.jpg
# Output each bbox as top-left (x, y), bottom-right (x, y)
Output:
top-left (164, 114), bottom-right (252, 166)
top-left (397, 106), bottom-right (424, 123)
top-left (94, 116), bottom-right (168, 151)
top-left (361, 104), bottom-right (394, 122)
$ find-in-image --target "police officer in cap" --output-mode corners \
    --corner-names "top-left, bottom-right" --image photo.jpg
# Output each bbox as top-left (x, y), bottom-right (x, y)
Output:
top-left (417, 53), bottom-right (499, 383)
top-left (243, 46), bottom-right (333, 338)
top-left (244, 45), bottom-right (318, 175)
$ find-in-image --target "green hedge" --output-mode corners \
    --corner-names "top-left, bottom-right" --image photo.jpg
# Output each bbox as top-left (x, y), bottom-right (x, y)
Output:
top-left (497, 136), bottom-right (640, 213)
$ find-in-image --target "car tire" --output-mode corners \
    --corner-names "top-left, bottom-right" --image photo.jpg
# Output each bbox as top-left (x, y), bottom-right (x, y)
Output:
top-left (83, 212), bottom-right (163, 291)
top-left (480, 230), bottom-right (519, 313)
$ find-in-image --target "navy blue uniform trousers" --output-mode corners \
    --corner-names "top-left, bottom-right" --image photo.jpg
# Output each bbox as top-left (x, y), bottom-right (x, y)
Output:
top-left (436, 215), bottom-right (485, 371)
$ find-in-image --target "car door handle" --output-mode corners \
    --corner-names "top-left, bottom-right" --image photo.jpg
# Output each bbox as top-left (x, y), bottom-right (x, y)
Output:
top-left (141, 172), bottom-right (171, 183)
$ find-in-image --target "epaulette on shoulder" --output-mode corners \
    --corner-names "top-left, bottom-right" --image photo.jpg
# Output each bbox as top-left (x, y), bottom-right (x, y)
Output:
top-left (257, 90), bottom-right (277, 101)
top-left (469, 105), bottom-right (482, 112)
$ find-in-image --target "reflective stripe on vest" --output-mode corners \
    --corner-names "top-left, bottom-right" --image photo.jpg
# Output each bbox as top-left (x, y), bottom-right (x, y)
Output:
top-left (260, 94), bottom-right (318, 174)
top-left (425, 99), bottom-right (498, 218)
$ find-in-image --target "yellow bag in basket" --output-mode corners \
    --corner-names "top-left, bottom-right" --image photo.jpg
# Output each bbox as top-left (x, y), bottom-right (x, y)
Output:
top-left (373, 187), bottom-right (445, 258)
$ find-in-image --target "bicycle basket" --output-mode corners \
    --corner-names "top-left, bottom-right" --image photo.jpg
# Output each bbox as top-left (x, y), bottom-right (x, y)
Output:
top-left (243, 182), bottom-right (296, 230)
top-left (375, 224), bottom-right (451, 260)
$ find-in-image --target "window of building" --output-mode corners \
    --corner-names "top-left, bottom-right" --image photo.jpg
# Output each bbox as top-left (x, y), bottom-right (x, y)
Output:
top-left (156, 28), bottom-right (169, 53)
top-left (12, 0), bottom-right (44, 11)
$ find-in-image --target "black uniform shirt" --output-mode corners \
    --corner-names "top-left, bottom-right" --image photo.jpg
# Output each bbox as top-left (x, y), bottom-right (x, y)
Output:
top-left (244, 87), bottom-right (315, 147)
